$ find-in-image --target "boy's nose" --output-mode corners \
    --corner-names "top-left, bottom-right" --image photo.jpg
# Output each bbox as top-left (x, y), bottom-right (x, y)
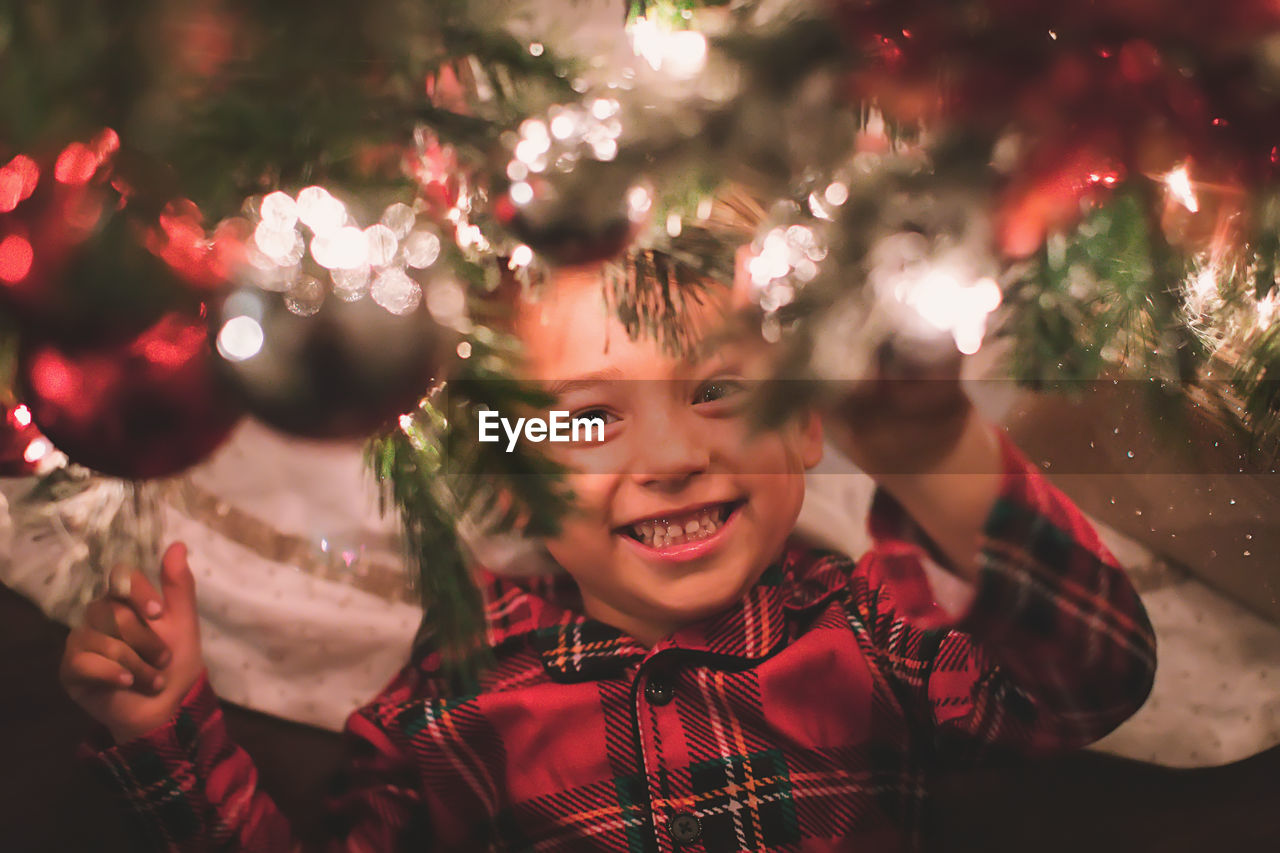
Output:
top-left (632, 416), bottom-right (711, 491)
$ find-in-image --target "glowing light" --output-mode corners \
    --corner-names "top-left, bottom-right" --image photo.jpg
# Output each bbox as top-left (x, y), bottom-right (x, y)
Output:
top-left (54, 142), bottom-right (99, 185)
top-left (403, 230), bottom-right (442, 268)
top-left (332, 265), bottom-right (370, 301)
top-left (216, 315), bottom-right (264, 361)
top-left (1190, 266), bottom-right (1218, 301)
top-left (1258, 289), bottom-right (1278, 331)
top-left (296, 186), bottom-right (347, 234)
top-left (898, 271), bottom-right (1002, 354)
top-left (381, 203), bottom-right (417, 239)
top-left (254, 221), bottom-right (302, 264)
top-left (1165, 164), bottom-right (1199, 213)
top-left (260, 191), bottom-right (298, 230)
top-left (509, 244), bottom-right (534, 267)
top-left (627, 17), bottom-right (707, 78)
top-left (666, 213), bottom-right (683, 237)
top-left (456, 341), bottom-right (473, 359)
top-left (371, 268), bottom-right (422, 315)
top-left (0, 234), bottom-right (34, 283)
top-left (824, 182), bottom-right (849, 206)
top-left (590, 99), bottom-right (620, 121)
top-left (311, 225), bottom-right (368, 269)
top-left (12, 404), bottom-right (32, 427)
top-left (0, 155), bottom-right (39, 213)
top-left (507, 160), bottom-right (529, 181)
top-left (455, 223), bottom-right (489, 251)
top-left (808, 192), bottom-right (832, 221)
top-left (514, 139), bottom-right (542, 164)
top-left (629, 17), bottom-right (665, 70)
top-left (529, 42), bottom-right (544, 56)
top-left (627, 185), bottom-right (652, 220)
top-left (590, 137), bottom-right (618, 161)
top-left (23, 438), bottom-right (52, 465)
top-left (550, 112), bottom-right (578, 140)
top-left (665, 30), bottom-right (708, 79)
top-left (364, 223), bottom-right (399, 267)
top-left (509, 181), bottom-right (534, 206)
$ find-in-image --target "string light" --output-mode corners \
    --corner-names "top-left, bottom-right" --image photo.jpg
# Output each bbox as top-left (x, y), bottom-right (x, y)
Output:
top-left (896, 272), bottom-right (1002, 355)
top-left (1164, 164), bottom-right (1199, 213)
top-left (216, 315), bottom-right (265, 361)
top-left (627, 17), bottom-right (707, 79)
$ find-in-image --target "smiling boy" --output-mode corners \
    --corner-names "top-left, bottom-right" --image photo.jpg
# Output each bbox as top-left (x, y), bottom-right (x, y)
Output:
top-left (63, 258), bottom-right (1156, 851)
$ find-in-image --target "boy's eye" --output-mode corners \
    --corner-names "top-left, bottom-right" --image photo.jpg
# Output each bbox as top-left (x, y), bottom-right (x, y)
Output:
top-left (693, 379), bottom-right (745, 406)
top-left (571, 407), bottom-right (619, 426)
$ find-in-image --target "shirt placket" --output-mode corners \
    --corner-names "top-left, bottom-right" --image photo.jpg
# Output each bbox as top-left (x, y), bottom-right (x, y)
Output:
top-left (633, 649), bottom-right (704, 853)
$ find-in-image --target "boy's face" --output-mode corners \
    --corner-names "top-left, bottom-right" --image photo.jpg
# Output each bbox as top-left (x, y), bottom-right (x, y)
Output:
top-left (511, 266), bottom-right (823, 645)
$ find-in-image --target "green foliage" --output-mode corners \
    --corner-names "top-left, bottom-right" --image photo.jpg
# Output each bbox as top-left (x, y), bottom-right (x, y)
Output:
top-left (367, 324), bottom-right (573, 684)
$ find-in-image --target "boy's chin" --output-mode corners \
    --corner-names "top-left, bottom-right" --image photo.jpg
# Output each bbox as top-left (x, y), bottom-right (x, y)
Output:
top-left (636, 562), bottom-right (765, 622)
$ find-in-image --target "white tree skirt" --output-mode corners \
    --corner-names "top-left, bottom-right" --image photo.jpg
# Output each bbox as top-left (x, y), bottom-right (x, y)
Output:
top-left (2, 420), bottom-right (1277, 767)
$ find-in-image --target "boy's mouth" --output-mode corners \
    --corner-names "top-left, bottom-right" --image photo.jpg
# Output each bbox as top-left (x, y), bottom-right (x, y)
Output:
top-left (617, 500), bottom-right (745, 549)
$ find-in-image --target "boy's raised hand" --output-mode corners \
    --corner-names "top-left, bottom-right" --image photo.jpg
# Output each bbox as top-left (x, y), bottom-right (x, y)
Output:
top-left (60, 542), bottom-right (206, 744)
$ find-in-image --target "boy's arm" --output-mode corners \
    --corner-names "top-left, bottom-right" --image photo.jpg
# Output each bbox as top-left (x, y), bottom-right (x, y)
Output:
top-left (847, 421), bottom-right (1157, 761)
top-left (83, 669), bottom-right (429, 852)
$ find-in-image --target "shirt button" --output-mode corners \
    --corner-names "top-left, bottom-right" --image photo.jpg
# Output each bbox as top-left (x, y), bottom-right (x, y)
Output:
top-left (667, 812), bottom-right (702, 845)
top-left (644, 675), bottom-right (674, 706)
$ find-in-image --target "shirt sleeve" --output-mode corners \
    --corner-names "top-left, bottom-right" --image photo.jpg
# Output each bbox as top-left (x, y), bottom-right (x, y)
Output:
top-left (847, 429), bottom-right (1158, 762)
top-left (81, 670), bottom-right (430, 852)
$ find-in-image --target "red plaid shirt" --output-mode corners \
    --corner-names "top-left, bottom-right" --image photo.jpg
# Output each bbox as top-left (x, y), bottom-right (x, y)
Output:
top-left (88, 435), bottom-right (1156, 851)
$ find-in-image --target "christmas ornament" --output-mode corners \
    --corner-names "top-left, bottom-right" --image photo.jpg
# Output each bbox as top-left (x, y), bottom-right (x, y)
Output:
top-left (18, 311), bottom-right (240, 480)
top-left (0, 139), bottom-right (207, 345)
top-left (496, 170), bottom-right (641, 266)
top-left (494, 106), bottom-right (648, 266)
top-left (212, 284), bottom-right (454, 439)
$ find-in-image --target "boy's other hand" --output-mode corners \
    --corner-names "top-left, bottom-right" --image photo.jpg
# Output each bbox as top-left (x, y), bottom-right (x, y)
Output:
top-left (822, 340), bottom-right (975, 478)
top-left (60, 542), bottom-right (206, 744)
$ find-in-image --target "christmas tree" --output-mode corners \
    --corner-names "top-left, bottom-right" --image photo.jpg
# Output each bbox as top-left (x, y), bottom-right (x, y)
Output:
top-left (3, 0), bottom-right (1279, 665)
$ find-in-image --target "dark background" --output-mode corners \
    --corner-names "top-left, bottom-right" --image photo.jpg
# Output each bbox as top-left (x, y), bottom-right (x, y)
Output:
top-left (2, 582), bottom-right (1277, 852)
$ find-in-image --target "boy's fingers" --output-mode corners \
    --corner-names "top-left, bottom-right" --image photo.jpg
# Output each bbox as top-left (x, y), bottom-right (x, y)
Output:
top-left (108, 601), bottom-right (170, 669)
top-left (159, 542), bottom-right (198, 623)
top-left (109, 567), bottom-right (165, 621)
top-left (78, 632), bottom-right (166, 694)
top-left (81, 598), bottom-right (120, 637)
top-left (61, 650), bottom-right (136, 690)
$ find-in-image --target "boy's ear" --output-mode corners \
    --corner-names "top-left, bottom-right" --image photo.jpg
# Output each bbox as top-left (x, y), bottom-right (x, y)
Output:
top-left (799, 409), bottom-right (824, 469)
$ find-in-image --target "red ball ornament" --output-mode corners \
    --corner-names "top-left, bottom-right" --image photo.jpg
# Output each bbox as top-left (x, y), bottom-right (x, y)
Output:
top-left (18, 311), bottom-right (241, 479)
top-left (0, 137), bottom-right (210, 346)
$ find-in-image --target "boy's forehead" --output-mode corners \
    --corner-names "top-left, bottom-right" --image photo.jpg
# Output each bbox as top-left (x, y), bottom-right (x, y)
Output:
top-left (513, 265), bottom-right (733, 381)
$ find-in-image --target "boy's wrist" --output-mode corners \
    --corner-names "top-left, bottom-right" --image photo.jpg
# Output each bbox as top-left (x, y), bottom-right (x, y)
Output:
top-left (873, 412), bottom-right (1005, 584)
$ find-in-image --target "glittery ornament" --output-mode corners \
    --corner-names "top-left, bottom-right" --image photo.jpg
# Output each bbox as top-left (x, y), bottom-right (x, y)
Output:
top-left (495, 166), bottom-right (642, 267)
top-left (212, 285), bottom-right (452, 439)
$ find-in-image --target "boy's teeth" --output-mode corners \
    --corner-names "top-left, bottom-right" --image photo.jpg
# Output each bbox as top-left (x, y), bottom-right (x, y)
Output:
top-left (628, 504), bottom-right (734, 548)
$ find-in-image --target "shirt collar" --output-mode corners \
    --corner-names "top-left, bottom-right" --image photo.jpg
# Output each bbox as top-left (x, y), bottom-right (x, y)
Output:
top-left (477, 540), bottom-right (853, 683)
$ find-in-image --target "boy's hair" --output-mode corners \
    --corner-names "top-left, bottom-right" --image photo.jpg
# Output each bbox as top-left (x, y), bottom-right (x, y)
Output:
top-left (495, 183), bottom-right (768, 357)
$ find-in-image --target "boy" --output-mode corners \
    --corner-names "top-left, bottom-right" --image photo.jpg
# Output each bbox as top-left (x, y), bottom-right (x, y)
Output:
top-left (59, 259), bottom-right (1157, 851)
